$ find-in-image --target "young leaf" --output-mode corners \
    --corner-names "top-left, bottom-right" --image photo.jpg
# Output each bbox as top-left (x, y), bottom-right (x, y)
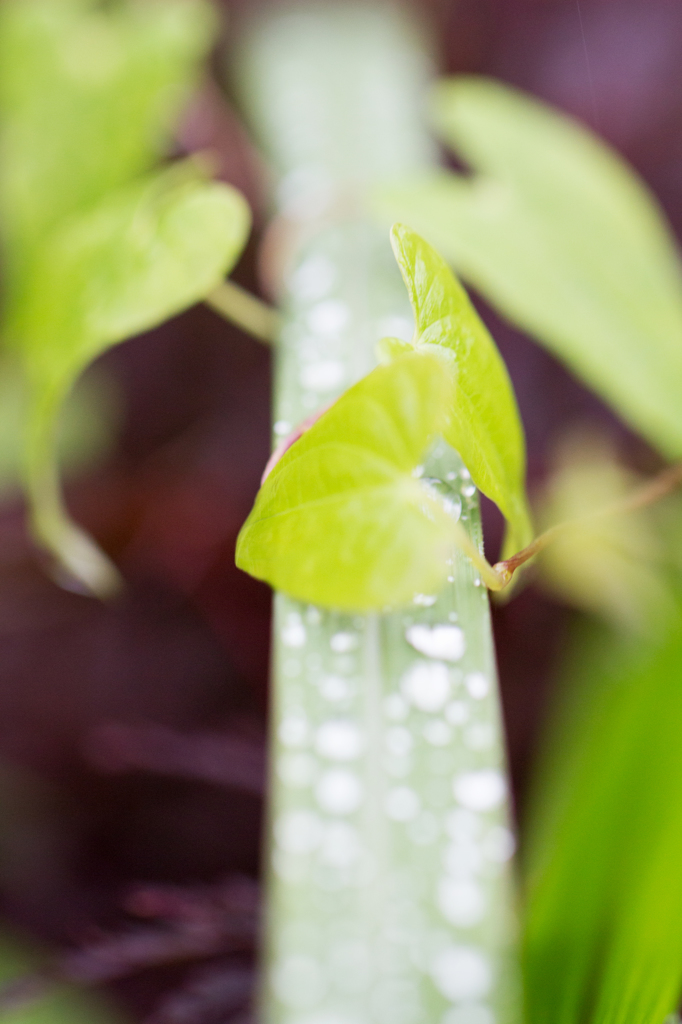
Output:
top-left (237, 353), bottom-right (460, 610)
top-left (387, 223), bottom-right (532, 557)
top-left (523, 609), bottom-right (682, 1024)
top-left (14, 165), bottom-right (250, 595)
top-left (377, 78), bottom-right (682, 460)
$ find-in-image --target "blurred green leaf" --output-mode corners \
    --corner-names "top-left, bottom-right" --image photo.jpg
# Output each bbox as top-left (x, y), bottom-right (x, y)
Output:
top-left (0, 932), bottom-right (123, 1024)
top-left (387, 223), bottom-right (532, 557)
top-left (378, 77), bottom-right (682, 460)
top-left (0, 0), bottom-right (215, 290)
top-left (16, 163), bottom-right (249, 595)
top-left (0, 360), bottom-right (119, 501)
top-left (14, 163), bottom-right (250, 382)
top-left (534, 433), bottom-right (675, 634)
top-left (0, 0), bottom-right (252, 594)
top-left (523, 604), bottom-right (682, 1024)
top-left (237, 353), bottom-right (458, 610)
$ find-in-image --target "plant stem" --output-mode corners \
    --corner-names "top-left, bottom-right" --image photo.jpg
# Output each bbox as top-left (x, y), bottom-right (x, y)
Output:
top-left (234, 6), bottom-right (522, 1023)
top-left (205, 280), bottom-right (280, 344)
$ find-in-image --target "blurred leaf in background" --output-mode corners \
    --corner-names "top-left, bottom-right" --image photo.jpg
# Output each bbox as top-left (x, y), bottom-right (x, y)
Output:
top-left (523, 596), bottom-right (682, 1024)
top-left (377, 76), bottom-right (682, 461)
top-left (0, 0), bottom-right (251, 595)
top-left (533, 432), bottom-right (676, 634)
top-left (0, 933), bottom-right (122, 1024)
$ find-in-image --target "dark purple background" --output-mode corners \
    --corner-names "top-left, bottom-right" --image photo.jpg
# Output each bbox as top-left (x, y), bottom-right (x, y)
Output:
top-left (0, 1), bottom-right (679, 1019)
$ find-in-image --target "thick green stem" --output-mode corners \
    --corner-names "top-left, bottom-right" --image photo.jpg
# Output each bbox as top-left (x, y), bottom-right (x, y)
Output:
top-left (235, 6), bottom-right (522, 1022)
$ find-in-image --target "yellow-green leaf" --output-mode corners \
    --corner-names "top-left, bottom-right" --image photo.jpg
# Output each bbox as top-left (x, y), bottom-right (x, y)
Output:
top-left (387, 223), bottom-right (532, 557)
top-left (237, 354), bottom-right (458, 610)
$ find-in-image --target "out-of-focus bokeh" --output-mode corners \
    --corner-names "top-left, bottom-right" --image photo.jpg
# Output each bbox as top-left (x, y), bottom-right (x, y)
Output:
top-left (0, 0), bottom-right (681, 1021)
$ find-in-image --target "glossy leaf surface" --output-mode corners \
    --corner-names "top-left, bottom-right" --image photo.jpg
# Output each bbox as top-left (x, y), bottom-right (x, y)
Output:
top-left (379, 78), bottom-right (682, 459)
top-left (388, 224), bottom-right (532, 556)
top-left (237, 354), bottom-right (459, 610)
top-left (524, 608), bottom-right (682, 1024)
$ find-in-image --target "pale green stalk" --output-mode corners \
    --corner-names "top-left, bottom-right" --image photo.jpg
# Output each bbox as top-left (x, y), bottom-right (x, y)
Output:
top-left (234, 6), bottom-right (521, 1022)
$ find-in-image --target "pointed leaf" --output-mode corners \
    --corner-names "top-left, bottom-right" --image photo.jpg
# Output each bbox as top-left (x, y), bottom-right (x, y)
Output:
top-left (388, 223), bottom-right (532, 556)
top-left (237, 353), bottom-right (459, 610)
top-left (378, 77), bottom-right (682, 459)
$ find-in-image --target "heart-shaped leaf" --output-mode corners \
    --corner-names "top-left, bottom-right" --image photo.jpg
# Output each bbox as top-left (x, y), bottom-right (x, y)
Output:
top-left (15, 164), bottom-right (250, 594)
top-left (237, 353), bottom-right (460, 610)
top-left (387, 224), bottom-right (532, 557)
top-left (378, 78), bottom-right (682, 460)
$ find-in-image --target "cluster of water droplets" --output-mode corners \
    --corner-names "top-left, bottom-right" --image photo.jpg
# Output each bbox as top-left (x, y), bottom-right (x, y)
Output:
top-left (264, 229), bottom-right (519, 1024)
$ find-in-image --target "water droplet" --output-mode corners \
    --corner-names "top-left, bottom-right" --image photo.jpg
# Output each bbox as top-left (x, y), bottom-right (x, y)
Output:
top-left (465, 724), bottom-right (495, 751)
top-left (315, 720), bottom-right (362, 760)
top-left (442, 1004), bottom-right (496, 1024)
top-left (279, 714), bottom-right (308, 748)
top-left (445, 808), bottom-right (481, 840)
top-left (300, 359), bottom-right (345, 392)
top-left (277, 752), bottom-right (317, 786)
top-left (282, 620), bottom-right (307, 648)
top-left (412, 464), bottom-right (425, 478)
top-left (466, 673), bottom-right (489, 699)
top-left (405, 625), bottom-right (465, 662)
top-left (330, 632), bottom-right (358, 653)
top-left (319, 675), bottom-right (351, 702)
top-left (462, 484), bottom-right (476, 498)
top-left (273, 419), bottom-right (292, 436)
top-left (437, 878), bottom-right (486, 927)
top-left (272, 952), bottom-right (325, 1008)
top-left (289, 253), bottom-right (336, 301)
top-left (454, 770), bottom-right (506, 811)
top-left (413, 593), bottom-right (438, 607)
top-left (408, 811), bottom-right (440, 845)
top-left (275, 810), bottom-right (323, 853)
top-left (461, 467), bottom-right (471, 480)
top-left (445, 701), bottom-right (469, 726)
top-left (320, 821), bottom-right (361, 866)
top-left (316, 769), bottom-right (363, 814)
top-left (385, 726), bottom-right (413, 756)
top-left (442, 840), bottom-right (481, 876)
top-left (307, 299), bottom-right (350, 335)
top-left (384, 694), bottom-right (409, 720)
top-left (402, 661), bottom-right (451, 712)
top-left (446, 471), bottom-right (458, 482)
top-left (306, 606), bottom-right (322, 626)
top-left (483, 825), bottom-right (516, 863)
top-left (423, 720), bottom-right (452, 746)
top-left (385, 786), bottom-right (420, 821)
top-left (430, 946), bottom-right (492, 1001)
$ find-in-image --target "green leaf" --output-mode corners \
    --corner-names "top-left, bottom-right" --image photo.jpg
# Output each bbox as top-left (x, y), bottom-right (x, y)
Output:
top-left (15, 164), bottom-right (250, 595)
top-left (377, 77), bottom-right (682, 460)
top-left (0, 0), bottom-right (215, 288)
top-left (387, 223), bottom-right (532, 557)
top-left (15, 163), bottom-right (250, 380)
top-left (523, 607), bottom-right (682, 1024)
top-left (237, 353), bottom-right (460, 610)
